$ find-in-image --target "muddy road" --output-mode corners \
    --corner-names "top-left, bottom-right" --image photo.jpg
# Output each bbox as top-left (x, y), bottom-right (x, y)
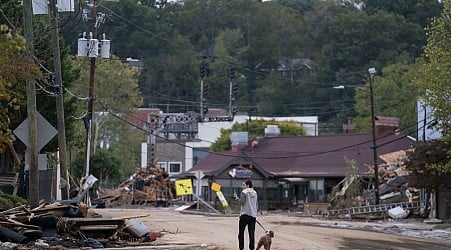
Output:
top-left (96, 207), bottom-right (451, 250)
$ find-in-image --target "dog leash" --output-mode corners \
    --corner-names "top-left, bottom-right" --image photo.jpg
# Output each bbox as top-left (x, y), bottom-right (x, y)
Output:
top-left (256, 219), bottom-right (267, 232)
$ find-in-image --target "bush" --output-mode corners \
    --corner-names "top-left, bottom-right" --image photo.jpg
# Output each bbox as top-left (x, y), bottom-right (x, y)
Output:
top-left (0, 191), bottom-right (28, 210)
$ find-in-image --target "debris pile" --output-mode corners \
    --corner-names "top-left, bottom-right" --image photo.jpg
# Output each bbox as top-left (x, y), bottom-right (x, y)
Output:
top-left (328, 150), bottom-right (422, 218)
top-left (0, 201), bottom-right (161, 249)
top-left (365, 150), bottom-right (420, 204)
top-left (95, 167), bottom-right (177, 207)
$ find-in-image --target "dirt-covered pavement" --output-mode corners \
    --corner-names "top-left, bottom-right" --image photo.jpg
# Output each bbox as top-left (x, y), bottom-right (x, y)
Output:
top-left (95, 207), bottom-right (451, 250)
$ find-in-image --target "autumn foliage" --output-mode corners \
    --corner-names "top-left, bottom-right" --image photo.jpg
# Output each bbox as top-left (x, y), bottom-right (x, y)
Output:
top-left (0, 25), bottom-right (40, 152)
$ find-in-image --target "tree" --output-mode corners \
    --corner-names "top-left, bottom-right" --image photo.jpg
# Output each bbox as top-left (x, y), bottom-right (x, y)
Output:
top-left (354, 61), bottom-right (419, 134)
top-left (1, 0), bottom-right (81, 155)
top-left (71, 55), bottom-right (143, 147)
top-left (211, 119), bottom-right (306, 152)
top-left (70, 148), bottom-right (123, 187)
top-left (69, 55), bottom-right (144, 180)
top-left (406, 140), bottom-right (450, 192)
top-left (362, 0), bottom-right (442, 28)
top-left (54, 0), bottom-right (442, 132)
top-left (405, 3), bottom-right (450, 214)
top-left (413, 2), bottom-right (451, 138)
top-left (317, 9), bottom-right (424, 126)
top-left (0, 25), bottom-right (40, 152)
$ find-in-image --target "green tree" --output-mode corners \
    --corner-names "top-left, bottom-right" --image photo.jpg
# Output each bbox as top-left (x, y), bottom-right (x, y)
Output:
top-left (1, 0), bottom-right (81, 154)
top-left (362, 0), bottom-right (442, 28)
top-left (254, 73), bottom-right (301, 116)
top-left (246, 1), bottom-right (306, 111)
top-left (413, 2), bottom-right (451, 138)
top-left (54, 0), bottom-right (442, 131)
top-left (354, 61), bottom-right (419, 134)
top-left (317, 10), bottom-right (424, 127)
top-left (406, 140), bottom-right (450, 192)
top-left (206, 28), bottom-right (249, 110)
top-left (0, 25), bottom-right (40, 152)
top-left (211, 119), bottom-right (306, 152)
top-left (70, 148), bottom-right (123, 187)
top-left (70, 55), bottom-right (143, 179)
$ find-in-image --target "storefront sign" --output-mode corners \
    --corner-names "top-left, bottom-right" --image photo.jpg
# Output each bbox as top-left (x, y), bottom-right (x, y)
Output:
top-left (235, 169), bottom-right (252, 178)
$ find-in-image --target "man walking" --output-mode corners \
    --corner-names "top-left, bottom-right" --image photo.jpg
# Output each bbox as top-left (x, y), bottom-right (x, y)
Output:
top-left (235, 179), bottom-right (258, 250)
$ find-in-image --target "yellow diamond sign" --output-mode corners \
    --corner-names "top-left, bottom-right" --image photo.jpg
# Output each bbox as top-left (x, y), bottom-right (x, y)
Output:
top-left (175, 179), bottom-right (193, 196)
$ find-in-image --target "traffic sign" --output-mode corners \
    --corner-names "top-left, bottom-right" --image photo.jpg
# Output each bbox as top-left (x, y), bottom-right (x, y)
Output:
top-left (13, 112), bottom-right (57, 151)
top-left (175, 179), bottom-right (193, 196)
top-left (216, 191), bottom-right (228, 207)
top-left (194, 170), bottom-right (204, 179)
top-left (211, 182), bottom-right (221, 192)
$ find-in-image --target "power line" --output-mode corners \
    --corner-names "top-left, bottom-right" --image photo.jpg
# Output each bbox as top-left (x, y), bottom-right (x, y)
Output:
top-left (98, 2), bottom-right (369, 88)
top-left (99, 99), bottom-right (429, 161)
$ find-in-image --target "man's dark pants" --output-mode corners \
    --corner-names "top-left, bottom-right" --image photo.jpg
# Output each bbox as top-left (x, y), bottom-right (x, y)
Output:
top-left (238, 214), bottom-right (256, 250)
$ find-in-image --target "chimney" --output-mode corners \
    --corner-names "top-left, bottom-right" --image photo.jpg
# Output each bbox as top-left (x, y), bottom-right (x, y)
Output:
top-left (343, 117), bottom-right (356, 134)
top-left (230, 132), bottom-right (248, 152)
top-left (375, 116), bottom-right (399, 137)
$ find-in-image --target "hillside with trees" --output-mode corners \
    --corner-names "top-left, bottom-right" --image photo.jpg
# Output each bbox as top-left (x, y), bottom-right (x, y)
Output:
top-left (1, 0), bottom-right (448, 187)
top-left (56, 0), bottom-right (442, 135)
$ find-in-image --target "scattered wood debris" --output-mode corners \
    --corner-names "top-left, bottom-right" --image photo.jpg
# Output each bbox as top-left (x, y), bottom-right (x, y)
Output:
top-left (328, 150), bottom-right (422, 218)
top-left (0, 202), bottom-right (160, 248)
top-left (95, 167), bottom-right (177, 206)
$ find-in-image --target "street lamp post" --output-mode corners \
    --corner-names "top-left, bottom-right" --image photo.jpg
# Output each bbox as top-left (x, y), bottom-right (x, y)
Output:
top-left (368, 67), bottom-right (380, 205)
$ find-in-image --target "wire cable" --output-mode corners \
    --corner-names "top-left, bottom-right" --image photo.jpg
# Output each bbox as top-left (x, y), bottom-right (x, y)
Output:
top-left (97, 98), bottom-right (431, 161)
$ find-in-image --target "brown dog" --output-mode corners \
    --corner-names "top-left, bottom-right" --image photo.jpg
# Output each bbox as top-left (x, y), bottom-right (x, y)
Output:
top-left (256, 230), bottom-right (274, 250)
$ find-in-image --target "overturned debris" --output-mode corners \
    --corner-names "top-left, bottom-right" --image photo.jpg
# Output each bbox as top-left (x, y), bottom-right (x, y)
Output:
top-left (95, 167), bottom-right (176, 206)
top-left (328, 150), bottom-right (423, 218)
top-left (0, 202), bottom-right (161, 248)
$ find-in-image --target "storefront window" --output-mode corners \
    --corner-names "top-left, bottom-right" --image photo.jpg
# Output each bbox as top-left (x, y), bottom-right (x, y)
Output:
top-left (308, 179), bottom-right (325, 202)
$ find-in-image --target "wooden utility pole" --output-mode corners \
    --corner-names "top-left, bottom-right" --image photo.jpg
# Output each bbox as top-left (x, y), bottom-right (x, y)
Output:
top-left (83, 0), bottom-right (98, 177)
top-left (23, 0), bottom-right (39, 207)
top-left (49, 0), bottom-right (69, 199)
top-left (369, 68), bottom-right (380, 205)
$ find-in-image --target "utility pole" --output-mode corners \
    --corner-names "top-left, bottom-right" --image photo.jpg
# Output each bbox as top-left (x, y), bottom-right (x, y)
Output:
top-left (82, 0), bottom-right (98, 178)
top-left (23, 0), bottom-right (39, 207)
top-left (49, 0), bottom-right (69, 199)
top-left (77, 0), bottom-right (110, 178)
top-left (199, 64), bottom-right (207, 121)
top-left (147, 128), bottom-right (156, 170)
top-left (368, 67), bottom-right (380, 205)
top-left (229, 67), bottom-right (237, 118)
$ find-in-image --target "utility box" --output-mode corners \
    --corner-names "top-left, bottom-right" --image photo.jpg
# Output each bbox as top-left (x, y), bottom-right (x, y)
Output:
top-left (57, 0), bottom-right (75, 12)
top-left (77, 37), bottom-right (89, 57)
top-left (88, 39), bottom-right (99, 58)
top-left (100, 34), bottom-right (111, 58)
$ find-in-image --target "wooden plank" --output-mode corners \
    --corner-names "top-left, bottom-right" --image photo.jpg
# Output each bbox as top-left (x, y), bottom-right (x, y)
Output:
top-left (111, 214), bottom-right (150, 220)
top-left (5, 219), bottom-right (40, 229)
top-left (79, 225), bottom-right (118, 230)
top-left (63, 217), bottom-right (125, 226)
top-left (0, 205), bottom-right (28, 215)
top-left (31, 204), bottom-right (75, 213)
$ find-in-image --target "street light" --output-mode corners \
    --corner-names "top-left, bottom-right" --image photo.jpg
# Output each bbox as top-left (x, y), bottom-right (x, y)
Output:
top-left (368, 67), bottom-right (380, 205)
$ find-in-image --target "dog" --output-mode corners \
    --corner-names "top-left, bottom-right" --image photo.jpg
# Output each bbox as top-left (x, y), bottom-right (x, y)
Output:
top-left (256, 230), bottom-right (274, 250)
